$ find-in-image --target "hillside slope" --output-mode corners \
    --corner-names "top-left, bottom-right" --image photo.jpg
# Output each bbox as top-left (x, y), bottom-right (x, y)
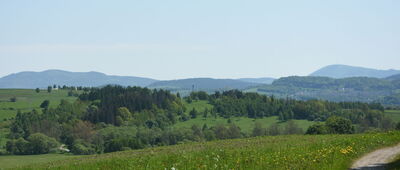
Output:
top-left (310, 64), bottom-right (400, 78)
top-left (16, 132), bottom-right (400, 170)
top-left (0, 70), bottom-right (157, 88)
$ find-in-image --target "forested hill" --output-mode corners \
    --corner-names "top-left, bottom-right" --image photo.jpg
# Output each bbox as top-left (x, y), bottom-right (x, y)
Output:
top-left (147, 78), bottom-right (261, 92)
top-left (0, 70), bottom-right (158, 88)
top-left (250, 76), bottom-right (400, 105)
top-left (309, 64), bottom-right (400, 78)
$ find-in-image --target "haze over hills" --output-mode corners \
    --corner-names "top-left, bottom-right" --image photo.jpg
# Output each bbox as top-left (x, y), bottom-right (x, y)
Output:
top-left (147, 78), bottom-right (261, 92)
top-left (385, 74), bottom-right (400, 81)
top-left (249, 75), bottom-right (400, 105)
top-left (0, 70), bottom-right (158, 89)
top-left (1, 64), bottom-right (399, 102)
top-left (310, 64), bottom-right (400, 78)
top-left (237, 77), bottom-right (275, 84)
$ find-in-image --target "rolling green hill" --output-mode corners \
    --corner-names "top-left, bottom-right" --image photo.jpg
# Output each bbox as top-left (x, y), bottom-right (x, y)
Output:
top-left (0, 89), bottom-right (78, 121)
top-left (12, 131), bottom-right (400, 170)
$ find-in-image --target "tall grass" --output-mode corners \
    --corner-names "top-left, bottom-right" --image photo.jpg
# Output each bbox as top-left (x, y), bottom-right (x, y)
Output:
top-left (18, 131), bottom-right (400, 170)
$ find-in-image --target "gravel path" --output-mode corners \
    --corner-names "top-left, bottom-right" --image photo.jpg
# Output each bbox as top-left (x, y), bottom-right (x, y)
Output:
top-left (351, 143), bottom-right (400, 170)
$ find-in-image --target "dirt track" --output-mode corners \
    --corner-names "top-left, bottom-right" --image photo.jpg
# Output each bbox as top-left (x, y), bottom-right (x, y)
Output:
top-left (351, 143), bottom-right (400, 169)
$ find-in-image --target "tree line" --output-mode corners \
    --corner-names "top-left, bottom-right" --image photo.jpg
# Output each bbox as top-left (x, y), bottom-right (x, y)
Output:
top-left (3, 86), bottom-right (399, 155)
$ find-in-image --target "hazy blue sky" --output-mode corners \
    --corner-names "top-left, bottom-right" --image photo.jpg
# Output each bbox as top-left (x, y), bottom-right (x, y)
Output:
top-left (0, 0), bottom-right (399, 80)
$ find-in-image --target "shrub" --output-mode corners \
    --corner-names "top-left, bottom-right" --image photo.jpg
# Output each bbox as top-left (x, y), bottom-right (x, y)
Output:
top-left (40, 100), bottom-right (50, 109)
top-left (6, 138), bottom-right (29, 155)
top-left (325, 116), bottom-right (354, 134)
top-left (27, 133), bottom-right (59, 154)
top-left (306, 123), bottom-right (328, 135)
top-left (9, 97), bottom-right (17, 102)
top-left (71, 140), bottom-right (96, 155)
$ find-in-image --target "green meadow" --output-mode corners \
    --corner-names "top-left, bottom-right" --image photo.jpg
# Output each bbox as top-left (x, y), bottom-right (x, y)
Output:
top-left (386, 110), bottom-right (400, 122)
top-left (0, 154), bottom-right (81, 169)
top-left (14, 131), bottom-right (400, 170)
top-left (0, 89), bottom-right (77, 121)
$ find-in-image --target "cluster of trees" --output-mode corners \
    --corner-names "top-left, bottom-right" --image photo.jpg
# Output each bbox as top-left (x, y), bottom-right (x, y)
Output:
top-left (9, 97), bottom-right (17, 102)
top-left (6, 133), bottom-right (59, 155)
top-left (35, 85), bottom-right (92, 94)
top-left (184, 90), bottom-right (391, 131)
top-left (79, 85), bottom-right (185, 127)
top-left (306, 116), bottom-right (354, 134)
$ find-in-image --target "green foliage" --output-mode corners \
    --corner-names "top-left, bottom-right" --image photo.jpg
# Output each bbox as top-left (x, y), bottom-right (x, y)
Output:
top-left (79, 85), bottom-right (184, 126)
top-left (325, 116), bottom-right (354, 134)
top-left (9, 97), bottom-right (17, 102)
top-left (189, 91), bottom-right (209, 100)
top-left (189, 108), bottom-right (198, 119)
top-left (40, 100), bottom-right (50, 109)
top-left (306, 116), bottom-right (354, 135)
top-left (71, 140), bottom-right (96, 155)
top-left (0, 87), bottom-right (394, 158)
top-left (47, 86), bottom-right (52, 93)
top-left (27, 133), bottom-right (59, 154)
top-left (35, 88), bottom-right (40, 93)
top-left (6, 133), bottom-right (59, 155)
top-left (209, 90), bottom-right (386, 131)
top-left (306, 123), bottom-right (328, 134)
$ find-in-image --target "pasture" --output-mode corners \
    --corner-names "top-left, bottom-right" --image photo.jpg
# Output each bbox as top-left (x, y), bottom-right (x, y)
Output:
top-left (15, 131), bottom-right (400, 170)
top-left (0, 89), bottom-right (78, 121)
top-left (0, 154), bottom-right (81, 169)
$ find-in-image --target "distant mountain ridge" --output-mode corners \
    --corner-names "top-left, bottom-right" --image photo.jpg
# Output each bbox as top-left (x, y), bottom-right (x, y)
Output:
top-left (310, 64), bottom-right (400, 78)
top-left (0, 70), bottom-right (158, 89)
top-left (0, 70), bottom-right (271, 90)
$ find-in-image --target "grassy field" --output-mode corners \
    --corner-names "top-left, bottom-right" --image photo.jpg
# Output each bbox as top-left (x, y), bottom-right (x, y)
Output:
top-left (0, 89), bottom-right (78, 121)
top-left (386, 110), bottom-right (400, 123)
top-left (15, 131), bottom-right (400, 170)
top-left (0, 154), bottom-right (81, 169)
top-left (183, 100), bottom-right (214, 114)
